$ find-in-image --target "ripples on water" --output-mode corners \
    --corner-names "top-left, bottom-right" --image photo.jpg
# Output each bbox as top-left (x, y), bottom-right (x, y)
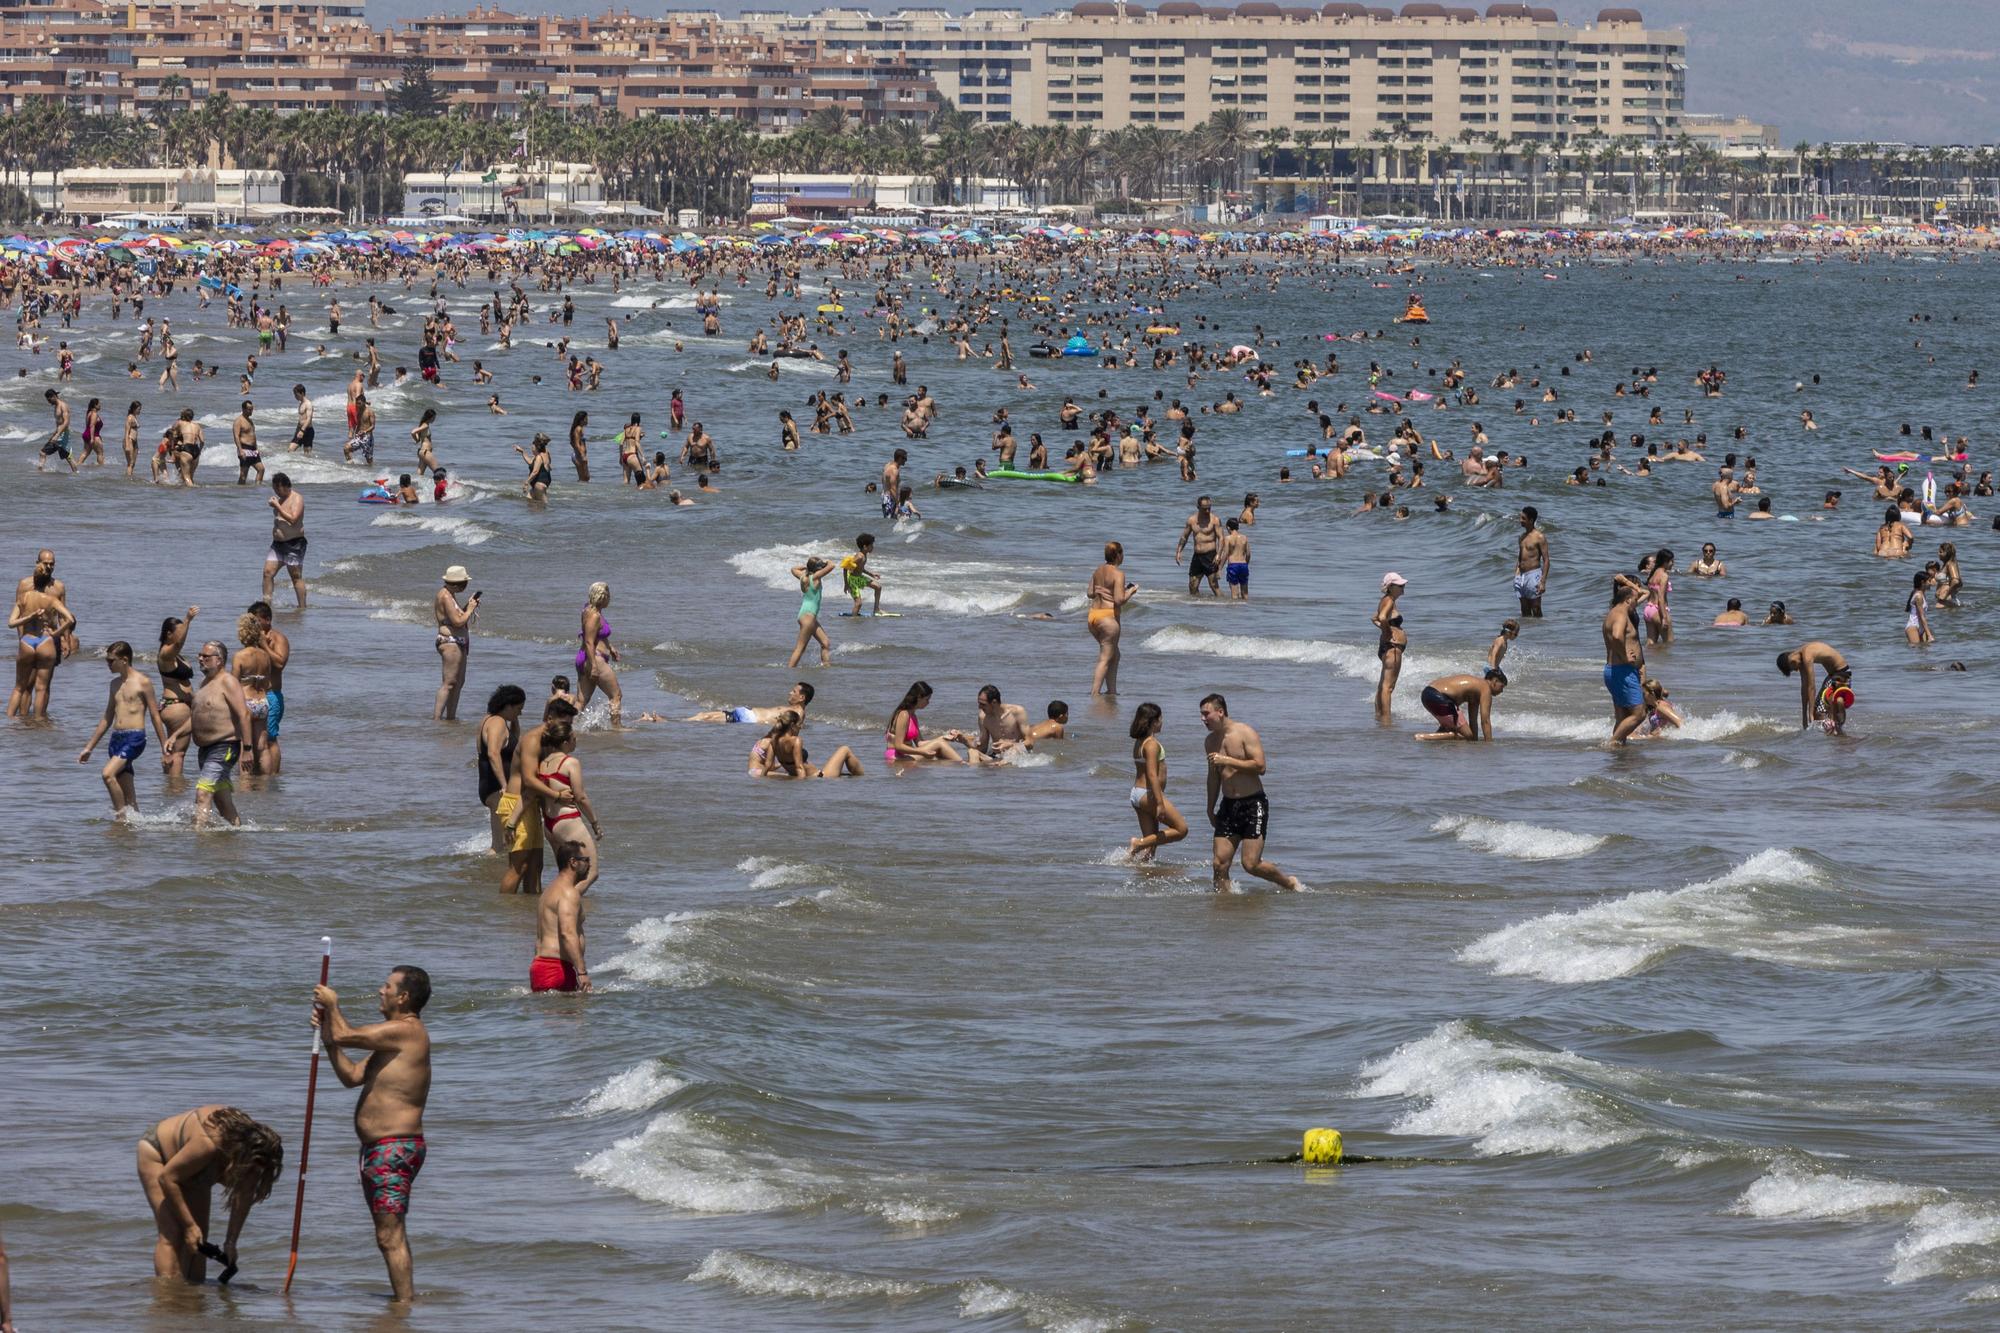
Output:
top-left (4, 252), bottom-right (1999, 1329)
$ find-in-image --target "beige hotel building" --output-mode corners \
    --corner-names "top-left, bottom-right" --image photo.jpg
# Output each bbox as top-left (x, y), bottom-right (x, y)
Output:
top-left (734, 3), bottom-right (1686, 142)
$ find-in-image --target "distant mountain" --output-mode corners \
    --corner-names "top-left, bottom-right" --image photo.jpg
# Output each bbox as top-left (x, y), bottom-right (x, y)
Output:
top-left (364, 0), bottom-right (2000, 144)
top-left (1647, 0), bottom-right (2000, 143)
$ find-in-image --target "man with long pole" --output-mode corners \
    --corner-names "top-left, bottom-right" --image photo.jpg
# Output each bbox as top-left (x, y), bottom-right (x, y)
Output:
top-left (282, 937), bottom-right (331, 1292)
top-left (310, 963), bottom-right (435, 1303)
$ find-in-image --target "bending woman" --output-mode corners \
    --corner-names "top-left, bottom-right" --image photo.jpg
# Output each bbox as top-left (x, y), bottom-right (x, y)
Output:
top-left (137, 1105), bottom-right (282, 1283)
top-left (1088, 541), bottom-right (1138, 697)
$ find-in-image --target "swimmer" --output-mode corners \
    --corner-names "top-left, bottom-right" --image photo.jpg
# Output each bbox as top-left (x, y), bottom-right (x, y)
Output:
top-left (1487, 618), bottom-right (1519, 670)
top-left (686, 680), bottom-right (814, 726)
top-left (1028, 700), bottom-right (1069, 743)
top-left (1713, 597), bottom-right (1749, 626)
top-left (531, 842), bottom-right (592, 994)
top-left (1514, 506), bottom-right (1548, 616)
top-left (883, 680), bottom-right (974, 764)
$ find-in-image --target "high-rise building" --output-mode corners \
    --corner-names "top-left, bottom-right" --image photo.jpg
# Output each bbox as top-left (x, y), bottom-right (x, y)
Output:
top-left (731, 4), bottom-right (1684, 142)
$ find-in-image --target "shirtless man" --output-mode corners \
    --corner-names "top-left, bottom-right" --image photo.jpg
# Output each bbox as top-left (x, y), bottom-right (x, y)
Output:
top-left (312, 967), bottom-right (433, 1304)
top-left (683, 680), bottom-right (813, 726)
top-left (233, 401), bottom-right (264, 485)
top-left (1603, 572), bottom-right (1650, 745)
top-left (530, 843), bottom-right (592, 994)
top-left (1488, 618), bottom-right (1520, 670)
top-left (263, 474), bottom-right (307, 609)
top-left (880, 449), bottom-right (907, 518)
top-left (973, 685), bottom-right (1034, 756)
top-left (290, 383), bottom-right (314, 453)
top-left (1201, 692), bottom-right (1302, 893)
top-left (1027, 700), bottom-right (1069, 743)
top-left (76, 640), bottom-right (168, 818)
top-left (1778, 641), bottom-right (1852, 735)
top-left (190, 640), bottom-right (252, 829)
top-left (1514, 506), bottom-right (1549, 617)
top-left (1711, 466), bottom-right (1739, 519)
top-left (1416, 669), bottom-right (1506, 740)
top-left (247, 600), bottom-right (289, 774)
top-left (1176, 496), bottom-right (1223, 597)
top-left (38, 387), bottom-right (74, 473)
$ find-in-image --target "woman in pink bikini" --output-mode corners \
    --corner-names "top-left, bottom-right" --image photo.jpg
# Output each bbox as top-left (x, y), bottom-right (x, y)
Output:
top-left (883, 681), bottom-right (976, 764)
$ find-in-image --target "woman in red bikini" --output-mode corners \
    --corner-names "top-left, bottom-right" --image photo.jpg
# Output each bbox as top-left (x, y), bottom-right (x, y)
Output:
top-left (535, 718), bottom-right (600, 891)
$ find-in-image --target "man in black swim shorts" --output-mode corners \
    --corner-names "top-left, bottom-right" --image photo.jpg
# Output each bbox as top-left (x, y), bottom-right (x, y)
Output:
top-left (1176, 494), bottom-right (1223, 597)
top-left (1200, 693), bottom-right (1302, 892)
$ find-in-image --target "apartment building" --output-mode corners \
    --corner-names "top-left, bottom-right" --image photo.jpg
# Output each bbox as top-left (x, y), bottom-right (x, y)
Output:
top-left (0, 2), bottom-right (939, 128)
top-left (722, 3), bottom-right (1685, 142)
top-left (1024, 2), bottom-right (1684, 141)
top-left (727, 7), bottom-right (1032, 124)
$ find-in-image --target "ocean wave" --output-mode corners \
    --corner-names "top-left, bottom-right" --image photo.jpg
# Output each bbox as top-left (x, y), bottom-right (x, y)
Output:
top-left (728, 540), bottom-right (1032, 616)
top-left (1501, 707), bottom-right (1773, 744)
top-left (568, 1061), bottom-right (688, 1116)
top-left (957, 1279), bottom-right (1137, 1332)
top-left (612, 292), bottom-right (710, 310)
top-left (1733, 1163), bottom-right (2000, 1284)
top-left (368, 510), bottom-right (495, 547)
top-left (597, 911), bottom-right (717, 989)
top-left (579, 1110), bottom-right (819, 1213)
top-left (1430, 814), bottom-right (1607, 860)
top-left (728, 356), bottom-right (837, 377)
top-left (689, 1249), bottom-right (927, 1300)
top-left (736, 856), bottom-right (820, 891)
top-left (1356, 1020), bottom-right (1642, 1156)
top-left (1457, 847), bottom-right (1865, 983)
top-left (1142, 626), bottom-right (1375, 675)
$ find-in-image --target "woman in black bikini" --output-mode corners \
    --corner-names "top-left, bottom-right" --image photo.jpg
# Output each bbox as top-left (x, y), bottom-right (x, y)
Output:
top-left (1373, 573), bottom-right (1408, 725)
top-left (157, 609), bottom-right (197, 776)
top-left (516, 433), bottom-right (553, 501)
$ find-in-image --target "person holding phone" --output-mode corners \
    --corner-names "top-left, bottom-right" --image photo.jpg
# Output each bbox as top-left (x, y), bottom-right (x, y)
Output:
top-left (434, 566), bottom-right (479, 721)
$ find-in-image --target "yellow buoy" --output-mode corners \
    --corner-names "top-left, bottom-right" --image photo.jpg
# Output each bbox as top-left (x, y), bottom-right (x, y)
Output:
top-left (1302, 1127), bottom-right (1344, 1166)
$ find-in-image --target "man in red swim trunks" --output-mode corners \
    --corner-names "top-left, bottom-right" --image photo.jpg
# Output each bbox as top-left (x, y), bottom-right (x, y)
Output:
top-left (313, 966), bottom-right (432, 1303)
top-left (530, 843), bottom-right (592, 994)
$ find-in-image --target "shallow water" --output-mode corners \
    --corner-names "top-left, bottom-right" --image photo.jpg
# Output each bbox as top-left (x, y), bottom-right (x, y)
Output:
top-left (5, 251), bottom-right (1999, 1331)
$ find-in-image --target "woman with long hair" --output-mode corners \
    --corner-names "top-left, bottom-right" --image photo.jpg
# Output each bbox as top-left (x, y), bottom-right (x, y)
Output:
top-left (536, 717), bottom-right (601, 891)
top-left (137, 1105), bottom-right (283, 1283)
top-left (575, 582), bottom-right (620, 723)
top-left (750, 709), bottom-right (863, 778)
top-left (157, 608), bottom-right (197, 776)
top-left (8, 567), bottom-right (73, 720)
top-left (568, 409), bottom-right (590, 481)
top-left (1088, 541), bottom-right (1137, 697)
top-left (1125, 701), bottom-right (1186, 861)
top-left (884, 681), bottom-right (971, 764)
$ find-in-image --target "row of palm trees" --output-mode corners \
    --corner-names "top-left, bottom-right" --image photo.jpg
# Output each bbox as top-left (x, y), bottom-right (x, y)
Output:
top-left (3, 92), bottom-right (1996, 225)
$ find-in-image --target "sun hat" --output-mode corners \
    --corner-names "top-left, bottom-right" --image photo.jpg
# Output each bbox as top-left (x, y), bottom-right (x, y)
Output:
top-left (442, 565), bottom-right (470, 584)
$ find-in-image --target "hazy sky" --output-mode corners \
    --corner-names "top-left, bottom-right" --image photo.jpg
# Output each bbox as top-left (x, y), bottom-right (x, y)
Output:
top-left (366, 1), bottom-right (2000, 144)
